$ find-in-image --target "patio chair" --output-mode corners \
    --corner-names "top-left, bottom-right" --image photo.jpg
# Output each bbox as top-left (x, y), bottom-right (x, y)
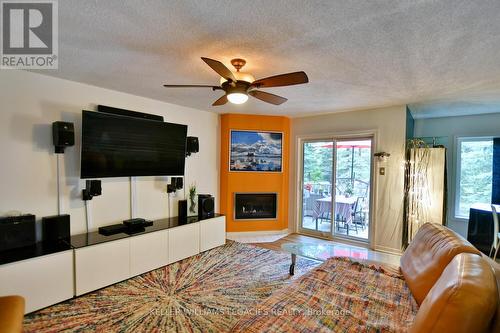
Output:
top-left (335, 212), bottom-right (357, 235)
top-left (318, 208), bottom-right (332, 224)
top-left (303, 193), bottom-right (323, 217)
top-left (351, 197), bottom-right (367, 230)
top-left (490, 205), bottom-right (500, 260)
top-left (353, 179), bottom-right (369, 197)
top-left (342, 179), bottom-right (352, 194)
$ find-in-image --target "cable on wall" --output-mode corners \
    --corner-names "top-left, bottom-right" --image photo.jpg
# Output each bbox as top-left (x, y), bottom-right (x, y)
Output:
top-left (56, 154), bottom-right (62, 215)
top-left (183, 176), bottom-right (186, 200)
top-left (130, 177), bottom-right (137, 218)
top-left (52, 121), bottom-right (75, 215)
top-left (84, 200), bottom-right (91, 234)
top-left (166, 192), bottom-right (170, 218)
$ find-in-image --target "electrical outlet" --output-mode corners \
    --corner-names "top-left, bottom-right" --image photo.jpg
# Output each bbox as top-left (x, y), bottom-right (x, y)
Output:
top-left (379, 167), bottom-right (386, 176)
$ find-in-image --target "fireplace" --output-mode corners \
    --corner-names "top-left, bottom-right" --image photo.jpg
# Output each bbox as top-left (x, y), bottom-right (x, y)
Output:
top-left (234, 193), bottom-right (278, 220)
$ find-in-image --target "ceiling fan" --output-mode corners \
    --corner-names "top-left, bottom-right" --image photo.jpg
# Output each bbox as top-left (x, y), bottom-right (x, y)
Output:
top-left (163, 57), bottom-right (309, 106)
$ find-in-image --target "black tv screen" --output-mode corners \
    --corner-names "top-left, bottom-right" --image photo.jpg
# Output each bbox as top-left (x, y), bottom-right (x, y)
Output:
top-left (80, 111), bottom-right (187, 178)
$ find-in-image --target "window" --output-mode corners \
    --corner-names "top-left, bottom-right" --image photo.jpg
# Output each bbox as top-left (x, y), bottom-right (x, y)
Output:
top-left (455, 137), bottom-right (493, 218)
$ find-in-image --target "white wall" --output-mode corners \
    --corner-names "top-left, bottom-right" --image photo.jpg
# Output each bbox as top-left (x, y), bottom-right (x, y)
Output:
top-left (414, 113), bottom-right (500, 237)
top-left (291, 106), bottom-right (407, 254)
top-left (0, 70), bottom-right (219, 235)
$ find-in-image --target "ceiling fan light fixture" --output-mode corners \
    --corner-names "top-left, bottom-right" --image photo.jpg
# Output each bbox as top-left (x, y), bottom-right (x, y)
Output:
top-left (219, 72), bottom-right (255, 85)
top-left (227, 92), bottom-right (248, 104)
top-left (163, 57), bottom-right (309, 107)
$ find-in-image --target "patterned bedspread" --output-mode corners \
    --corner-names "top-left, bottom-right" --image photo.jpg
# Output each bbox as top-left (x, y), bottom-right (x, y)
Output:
top-left (231, 257), bottom-right (418, 333)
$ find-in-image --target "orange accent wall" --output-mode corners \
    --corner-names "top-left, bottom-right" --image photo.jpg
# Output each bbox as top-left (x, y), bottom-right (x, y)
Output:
top-left (220, 114), bottom-right (290, 232)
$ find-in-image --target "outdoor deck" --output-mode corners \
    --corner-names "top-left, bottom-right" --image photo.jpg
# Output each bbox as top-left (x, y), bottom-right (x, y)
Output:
top-left (302, 216), bottom-right (369, 239)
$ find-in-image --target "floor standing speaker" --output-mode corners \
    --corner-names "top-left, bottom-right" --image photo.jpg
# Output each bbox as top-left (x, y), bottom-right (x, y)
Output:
top-left (42, 214), bottom-right (70, 243)
top-left (178, 199), bottom-right (187, 222)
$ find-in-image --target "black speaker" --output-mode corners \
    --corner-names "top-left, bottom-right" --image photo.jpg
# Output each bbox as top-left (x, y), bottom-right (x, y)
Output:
top-left (167, 177), bottom-right (183, 193)
top-left (52, 121), bottom-right (75, 154)
top-left (175, 177), bottom-right (183, 190)
top-left (88, 180), bottom-right (102, 196)
top-left (186, 136), bottom-right (199, 156)
top-left (42, 214), bottom-right (70, 243)
top-left (198, 194), bottom-right (214, 219)
top-left (178, 199), bottom-right (187, 221)
top-left (0, 214), bottom-right (36, 251)
top-left (83, 180), bottom-right (102, 200)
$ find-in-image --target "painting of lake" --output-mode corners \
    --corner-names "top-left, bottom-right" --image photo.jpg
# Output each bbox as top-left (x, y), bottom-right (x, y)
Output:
top-left (230, 130), bottom-right (282, 172)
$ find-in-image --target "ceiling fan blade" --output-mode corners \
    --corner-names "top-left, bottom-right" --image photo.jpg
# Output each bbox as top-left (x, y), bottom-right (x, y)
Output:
top-left (212, 95), bottom-right (228, 106)
top-left (201, 57), bottom-right (236, 82)
top-left (163, 84), bottom-right (222, 90)
top-left (250, 71), bottom-right (309, 88)
top-left (248, 90), bottom-right (287, 105)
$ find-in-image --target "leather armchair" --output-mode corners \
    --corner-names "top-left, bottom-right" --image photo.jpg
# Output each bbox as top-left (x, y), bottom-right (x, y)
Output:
top-left (0, 296), bottom-right (24, 333)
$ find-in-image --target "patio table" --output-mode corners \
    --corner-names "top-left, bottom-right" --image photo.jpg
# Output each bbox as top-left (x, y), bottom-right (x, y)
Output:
top-left (312, 195), bottom-right (356, 230)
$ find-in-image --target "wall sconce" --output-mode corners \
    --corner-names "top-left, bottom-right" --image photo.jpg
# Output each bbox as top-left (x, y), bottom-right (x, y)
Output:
top-left (374, 152), bottom-right (391, 163)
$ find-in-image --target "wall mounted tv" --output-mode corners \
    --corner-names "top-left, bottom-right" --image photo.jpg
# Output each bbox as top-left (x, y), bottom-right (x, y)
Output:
top-left (80, 110), bottom-right (187, 179)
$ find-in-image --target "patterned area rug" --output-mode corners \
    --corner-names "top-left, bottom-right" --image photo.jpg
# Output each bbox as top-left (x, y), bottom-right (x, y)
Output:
top-left (24, 241), bottom-right (319, 333)
top-left (232, 257), bottom-right (418, 333)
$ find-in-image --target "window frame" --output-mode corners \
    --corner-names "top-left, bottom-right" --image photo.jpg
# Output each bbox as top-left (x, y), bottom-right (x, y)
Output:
top-left (454, 136), bottom-right (494, 219)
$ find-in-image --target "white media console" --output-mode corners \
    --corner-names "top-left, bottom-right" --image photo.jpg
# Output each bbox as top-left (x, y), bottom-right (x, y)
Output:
top-left (0, 215), bottom-right (226, 313)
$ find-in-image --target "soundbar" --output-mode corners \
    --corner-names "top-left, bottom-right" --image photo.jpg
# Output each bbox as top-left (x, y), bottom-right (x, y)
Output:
top-left (97, 105), bottom-right (164, 122)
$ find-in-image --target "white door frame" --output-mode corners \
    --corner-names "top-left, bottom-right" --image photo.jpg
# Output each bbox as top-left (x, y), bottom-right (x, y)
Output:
top-left (294, 130), bottom-right (378, 248)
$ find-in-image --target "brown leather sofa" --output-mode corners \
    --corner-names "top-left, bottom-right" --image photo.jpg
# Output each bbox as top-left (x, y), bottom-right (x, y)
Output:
top-left (400, 223), bottom-right (499, 333)
top-left (231, 222), bottom-right (500, 332)
top-left (0, 295), bottom-right (24, 333)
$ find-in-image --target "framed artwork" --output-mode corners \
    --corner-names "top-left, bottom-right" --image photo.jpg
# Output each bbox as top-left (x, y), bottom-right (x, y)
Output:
top-left (230, 130), bottom-right (283, 172)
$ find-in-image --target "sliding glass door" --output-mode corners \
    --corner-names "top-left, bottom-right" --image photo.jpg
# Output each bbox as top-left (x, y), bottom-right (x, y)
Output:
top-left (299, 137), bottom-right (373, 242)
top-left (299, 140), bottom-right (334, 237)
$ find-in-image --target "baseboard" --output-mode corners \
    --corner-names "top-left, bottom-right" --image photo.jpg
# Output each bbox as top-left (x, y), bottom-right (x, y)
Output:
top-left (226, 229), bottom-right (290, 238)
top-left (374, 245), bottom-right (403, 256)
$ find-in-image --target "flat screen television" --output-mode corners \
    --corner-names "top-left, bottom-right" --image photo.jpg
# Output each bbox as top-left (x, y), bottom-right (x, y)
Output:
top-left (80, 110), bottom-right (187, 178)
